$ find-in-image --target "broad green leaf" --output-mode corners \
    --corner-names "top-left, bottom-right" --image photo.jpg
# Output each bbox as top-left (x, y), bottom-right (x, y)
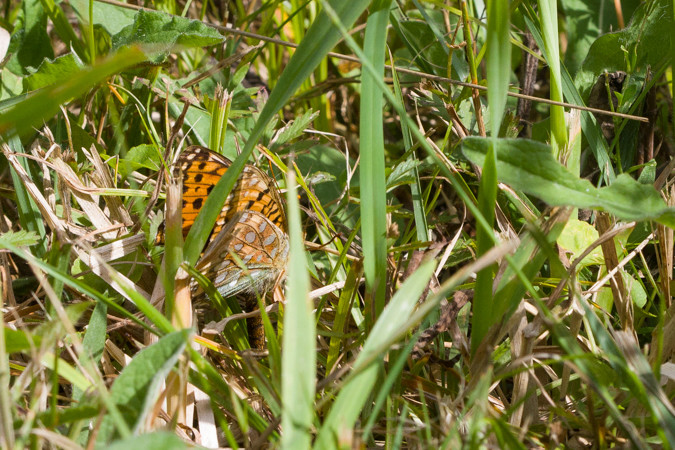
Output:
top-left (6, 0), bottom-right (54, 75)
top-left (3, 327), bottom-right (41, 354)
top-left (561, 0), bottom-right (639, 74)
top-left (35, 404), bottom-right (100, 428)
top-left (575, 0), bottom-right (672, 97)
top-left (112, 144), bottom-right (162, 177)
top-left (69, 0), bottom-right (137, 35)
top-left (1, 69), bottom-right (23, 100)
top-left (596, 271), bottom-right (647, 310)
top-left (23, 53), bottom-right (85, 91)
top-left (111, 9), bottom-right (224, 64)
top-left (97, 329), bottom-right (190, 443)
top-left (557, 219), bottom-right (604, 267)
top-left (462, 137), bottom-right (675, 228)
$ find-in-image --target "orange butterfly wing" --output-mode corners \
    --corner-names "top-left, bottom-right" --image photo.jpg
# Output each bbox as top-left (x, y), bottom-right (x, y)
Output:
top-left (177, 145), bottom-right (287, 245)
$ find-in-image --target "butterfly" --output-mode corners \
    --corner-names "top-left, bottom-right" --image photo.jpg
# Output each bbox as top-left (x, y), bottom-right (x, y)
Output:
top-left (175, 145), bottom-right (289, 347)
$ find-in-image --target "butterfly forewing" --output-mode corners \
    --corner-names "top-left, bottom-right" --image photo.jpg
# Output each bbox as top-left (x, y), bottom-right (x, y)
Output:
top-left (177, 145), bottom-right (287, 247)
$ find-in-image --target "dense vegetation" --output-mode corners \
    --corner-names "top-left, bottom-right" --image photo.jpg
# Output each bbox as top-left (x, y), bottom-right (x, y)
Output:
top-left (1, 0), bottom-right (674, 448)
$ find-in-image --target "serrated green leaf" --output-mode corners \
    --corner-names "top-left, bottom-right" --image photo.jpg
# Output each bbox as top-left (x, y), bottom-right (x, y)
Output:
top-left (0, 230), bottom-right (40, 247)
top-left (386, 159), bottom-right (420, 191)
top-left (23, 53), bottom-right (85, 91)
top-left (97, 329), bottom-right (190, 443)
top-left (69, 0), bottom-right (137, 35)
top-left (111, 9), bottom-right (224, 64)
top-left (270, 109), bottom-right (320, 150)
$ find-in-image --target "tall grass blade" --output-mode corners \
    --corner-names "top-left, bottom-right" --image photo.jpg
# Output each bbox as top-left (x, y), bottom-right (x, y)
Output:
top-left (281, 169), bottom-right (315, 449)
top-left (359, 0), bottom-right (391, 324)
top-left (538, 0), bottom-right (567, 154)
top-left (471, 0), bottom-right (510, 355)
top-left (486, 0), bottom-right (510, 135)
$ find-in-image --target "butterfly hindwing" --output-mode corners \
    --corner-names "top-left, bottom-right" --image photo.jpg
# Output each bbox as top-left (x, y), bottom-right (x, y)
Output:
top-left (195, 210), bottom-right (289, 299)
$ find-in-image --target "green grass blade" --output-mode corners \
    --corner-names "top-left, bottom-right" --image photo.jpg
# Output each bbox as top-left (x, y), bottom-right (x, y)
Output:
top-left (471, 0), bottom-right (510, 355)
top-left (391, 64), bottom-right (429, 243)
top-left (486, 0), bottom-right (510, 135)
top-left (326, 261), bottom-right (362, 372)
top-left (471, 140), bottom-right (498, 355)
top-left (280, 169), bottom-right (315, 450)
top-left (359, 0), bottom-right (391, 325)
top-left (538, 0), bottom-right (567, 154)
